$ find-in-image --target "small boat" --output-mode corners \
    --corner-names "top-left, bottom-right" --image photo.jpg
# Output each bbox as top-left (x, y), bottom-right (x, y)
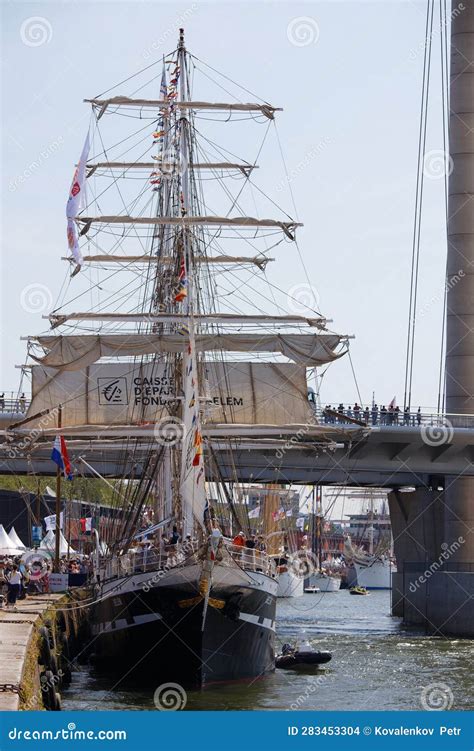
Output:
top-left (349, 585), bottom-right (369, 595)
top-left (276, 643), bottom-right (332, 670)
top-left (304, 586), bottom-right (321, 593)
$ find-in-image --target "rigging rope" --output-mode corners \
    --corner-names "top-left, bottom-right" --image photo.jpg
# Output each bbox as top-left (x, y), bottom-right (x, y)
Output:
top-left (403, 0), bottom-right (435, 410)
top-left (436, 0), bottom-right (450, 415)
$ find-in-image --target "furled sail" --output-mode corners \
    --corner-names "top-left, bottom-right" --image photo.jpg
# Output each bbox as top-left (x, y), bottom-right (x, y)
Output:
top-left (29, 333), bottom-right (346, 372)
top-left (27, 361), bottom-right (314, 427)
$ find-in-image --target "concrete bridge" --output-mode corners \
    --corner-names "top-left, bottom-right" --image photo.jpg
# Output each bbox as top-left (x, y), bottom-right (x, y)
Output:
top-left (0, 410), bottom-right (473, 486)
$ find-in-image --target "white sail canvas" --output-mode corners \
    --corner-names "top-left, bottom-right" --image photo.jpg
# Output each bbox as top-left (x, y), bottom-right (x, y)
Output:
top-left (28, 360), bottom-right (313, 427)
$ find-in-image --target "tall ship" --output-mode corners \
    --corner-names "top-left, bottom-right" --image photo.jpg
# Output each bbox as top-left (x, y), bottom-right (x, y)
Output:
top-left (12, 29), bottom-right (354, 685)
top-left (343, 490), bottom-right (395, 590)
top-left (305, 487), bottom-right (341, 592)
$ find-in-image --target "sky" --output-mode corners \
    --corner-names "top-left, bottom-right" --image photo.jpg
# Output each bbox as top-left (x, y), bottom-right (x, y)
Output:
top-left (1, 0), bottom-right (450, 410)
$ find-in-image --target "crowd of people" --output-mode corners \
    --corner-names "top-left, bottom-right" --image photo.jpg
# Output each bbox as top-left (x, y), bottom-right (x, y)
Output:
top-left (0, 554), bottom-right (92, 610)
top-left (323, 403), bottom-right (423, 427)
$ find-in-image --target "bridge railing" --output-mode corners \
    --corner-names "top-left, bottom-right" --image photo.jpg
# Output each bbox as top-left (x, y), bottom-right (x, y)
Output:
top-left (2, 393), bottom-right (474, 430)
top-left (313, 404), bottom-right (474, 429)
top-left (0, 393), bottom-right (28, 413)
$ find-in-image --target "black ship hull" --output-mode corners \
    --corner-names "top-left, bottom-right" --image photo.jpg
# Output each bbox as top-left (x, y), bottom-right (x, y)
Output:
top-left (88, 564), bottom-right (277, 686)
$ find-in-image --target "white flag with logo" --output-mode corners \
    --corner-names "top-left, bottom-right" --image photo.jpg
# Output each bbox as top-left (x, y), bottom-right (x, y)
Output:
top-left (44, 512), bottom-right (64, 532)
top-left (66, 132), bottom-right (90, 268)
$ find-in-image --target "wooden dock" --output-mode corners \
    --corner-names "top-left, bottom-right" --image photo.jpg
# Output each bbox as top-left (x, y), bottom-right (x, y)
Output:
top-left (0, 594), bottom-right (63, 710)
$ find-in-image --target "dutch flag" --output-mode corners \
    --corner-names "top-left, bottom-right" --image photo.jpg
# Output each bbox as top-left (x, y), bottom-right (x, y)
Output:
top-left (51, 436), bottom-right (73, 480)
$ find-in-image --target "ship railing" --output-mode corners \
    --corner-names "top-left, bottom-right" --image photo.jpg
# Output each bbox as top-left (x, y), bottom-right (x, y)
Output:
top-left (103, 543), bottom-right (201, 579)
top-left (225, 542), bottom-right (277, 577)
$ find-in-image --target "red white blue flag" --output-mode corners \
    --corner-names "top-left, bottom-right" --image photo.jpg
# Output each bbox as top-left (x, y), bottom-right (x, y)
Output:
top-left (51, 436), bottom-right (73, 480)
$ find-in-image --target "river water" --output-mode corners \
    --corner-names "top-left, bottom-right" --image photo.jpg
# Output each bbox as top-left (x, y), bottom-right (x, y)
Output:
top-left (61, 591), bottom-right (473, 711)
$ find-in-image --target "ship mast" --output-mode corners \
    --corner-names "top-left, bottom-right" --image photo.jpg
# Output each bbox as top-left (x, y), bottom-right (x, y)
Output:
top-left (177, 28), bottom-right (207, 536)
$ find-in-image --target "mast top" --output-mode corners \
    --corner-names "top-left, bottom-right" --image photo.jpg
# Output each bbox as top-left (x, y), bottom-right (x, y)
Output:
top-left (178, 28), bottom-right (185, 51)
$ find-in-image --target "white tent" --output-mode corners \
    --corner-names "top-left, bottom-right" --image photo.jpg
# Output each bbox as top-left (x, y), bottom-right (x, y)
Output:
top-left (8, 527), bottom-right (26, 550)
top-left (0, 524), bottom-right (23, 556)
top-left (39, 529), bottom-right (78, 556)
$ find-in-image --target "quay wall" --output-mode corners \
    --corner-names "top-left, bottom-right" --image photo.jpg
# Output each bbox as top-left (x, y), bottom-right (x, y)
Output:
top-left (0, 593), bottom-right (87, 710)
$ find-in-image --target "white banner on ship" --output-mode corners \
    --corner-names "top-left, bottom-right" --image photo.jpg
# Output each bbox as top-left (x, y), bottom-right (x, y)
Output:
top-left (203, 361), bottom-right (312, 425)
top-left (29, 361), bottom-right (176, 426)
top-left (28, 360), bottom-right (312, 426)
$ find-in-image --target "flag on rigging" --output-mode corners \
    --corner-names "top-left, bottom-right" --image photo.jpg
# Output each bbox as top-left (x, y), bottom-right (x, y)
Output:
top-left (160, 60), bottom-right (168, 101)
top-left (174, 255), bottom-right (188, 302)
top-left (66, 132), bottom-right (90, 268)
top-left (51, 436), bottom-right (73, 480)
top-left (80, 517), bottom-right (93, 534)
top-left (192, 430), bottom-right (203, 467)
top-left (248, 506), bottom-right (260, 519)
top-left (44, 512), bottom-right (64, 532)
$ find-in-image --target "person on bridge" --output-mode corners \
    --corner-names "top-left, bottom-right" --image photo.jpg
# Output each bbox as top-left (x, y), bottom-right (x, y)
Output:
top-left (0, 393), bottom-right (4, 411)
top-left (19, 393), bottom-right (26, 412)
top-left (353, 403), bottom-right (361, 420)
top-left (371, 404), bottom-right (378, 424)
top-left (417, 407), bottom-right (422, 426)
top-left (394, 406), bottom-right (400, 425)
top-left (404, 406), bottom-right (410, 425)
top-left (363, 406), bottom-right (370, 424)
top-left (380, 405), bottom-right (387, 424)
